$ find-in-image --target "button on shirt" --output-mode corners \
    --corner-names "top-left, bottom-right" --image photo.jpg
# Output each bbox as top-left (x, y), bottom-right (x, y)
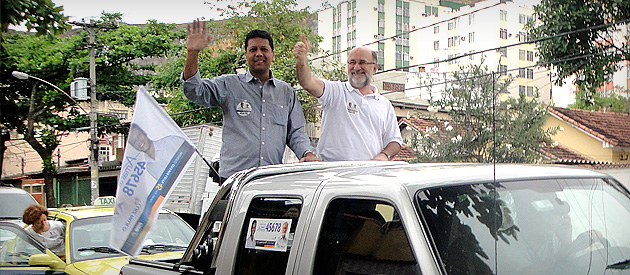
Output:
top-left (182, 71), bottom-right (313, 178)
top-left (317, 80), bottom-right (402, 161)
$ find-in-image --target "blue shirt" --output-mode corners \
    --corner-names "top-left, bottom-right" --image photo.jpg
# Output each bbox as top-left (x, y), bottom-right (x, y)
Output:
top-left (182, 71), bottom-right (313, 178)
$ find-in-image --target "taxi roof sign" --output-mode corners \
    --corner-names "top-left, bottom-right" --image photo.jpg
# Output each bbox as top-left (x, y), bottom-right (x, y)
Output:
top-left (94, 196), bottom-right (116, 206)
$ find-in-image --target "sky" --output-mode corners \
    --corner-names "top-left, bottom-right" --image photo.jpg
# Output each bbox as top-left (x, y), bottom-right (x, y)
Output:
top-left (53, 0), bottom-right (329, 25)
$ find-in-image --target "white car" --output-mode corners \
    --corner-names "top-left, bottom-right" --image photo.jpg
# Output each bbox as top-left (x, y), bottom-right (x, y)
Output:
top-left (0, 185), bottom-right (38, 220)
top-left (121, 162), bottom-right (630, 275)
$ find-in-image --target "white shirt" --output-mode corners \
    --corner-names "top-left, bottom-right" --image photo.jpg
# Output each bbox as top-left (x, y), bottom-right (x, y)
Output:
top-left (317, 81), bottom-right (402, 161)
top-left (26, 220), bottom-right (65, 254)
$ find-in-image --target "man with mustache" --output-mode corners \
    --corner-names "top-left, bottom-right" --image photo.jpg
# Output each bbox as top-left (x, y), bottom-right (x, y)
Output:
top-left (182, 20), bottom-right (319, 182)
top-left (294, 34), bottom-right (402, 161)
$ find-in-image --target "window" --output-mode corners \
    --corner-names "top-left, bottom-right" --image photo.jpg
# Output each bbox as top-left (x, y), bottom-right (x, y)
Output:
top-left (434, 40), bottom-right (440, 50)
top-left (500, 28), bottom-right (508, 39)
top-left (519, 32), bottom-right (528, 42)
top-left (527, 68), bottom-right (534, 79)
top-left (527, 51), bottom-right (534, 61)
top-left (469, 14), bottom-right (475, 25)
top-left (499, 65), bottom-right (507, 76)
top-left (235, 197), bottom-right (302, 275)
top-left (0, 223), bottom-right (46, 266)
top-left (469, 50), bottom-right (475, 60)
top-left (313, 198), bottom-right (418, 275)
top-left (518, 68), bottom-right (526, 78)
top-left (417, 178), bottom-right (630, 274)
top-left (448, 37), bottom-right (454, 47)
top-left (519, 85), bottom-right (526, 96)
top-left (434, 57), bottom-right (440, 67)
top-left (448, 21), bottom-right (454, 30)
top-left (448, 54), bottom-right (454, 65)
top-left (469, 32), bottom-right (475, 43)
top-left (434, 26), bottom-right (439, 34)
top-left (99, 145), bottom-right (110, 162)
top-left (499, 47), bottom-right (507, 57)
top-left (500, 10), bottom-right (507, 21)
top-left (519, 14), bottom-right (527, 24)
top-left (378, 18), bottom-right (385, 28)
top-left (527, 86), bottom-right (534, 96)
top-left (396, 6), bottom-right (402, 16)
top-left (519, 49), bottom-right (526, 60)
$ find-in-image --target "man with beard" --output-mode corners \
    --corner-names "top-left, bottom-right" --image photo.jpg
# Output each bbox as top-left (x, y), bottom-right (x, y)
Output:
top-left (294, 34), bottom-right (402, 161)
top-left (182, 20), bottom-right (319, 182)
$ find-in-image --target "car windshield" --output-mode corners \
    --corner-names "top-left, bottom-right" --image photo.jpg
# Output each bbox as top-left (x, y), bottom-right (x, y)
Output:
top-left (0, 191), bottom-right (38, 219)
top-left (416, 177), bottom-right (630, 274)
top-left (70, 212), bottom-right (194, 262)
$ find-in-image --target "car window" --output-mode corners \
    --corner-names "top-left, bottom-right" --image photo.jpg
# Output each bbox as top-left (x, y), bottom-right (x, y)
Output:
top-left (417, 178), bottom-right (630, 274)
top-left (313, 198), bottom-right (419, 275)
top-left (0, 190), bottom-right (38, 219)
top-left (234, 197), bottom-right (302, 275)
top-left (70, 213), bottom-right (193, 262)
top-left (0, 223), bottom-right (45, 266)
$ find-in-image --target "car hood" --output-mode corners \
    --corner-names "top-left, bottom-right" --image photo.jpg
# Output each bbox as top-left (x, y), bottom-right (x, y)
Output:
top-left (70, 251), bottom-right (184, 274)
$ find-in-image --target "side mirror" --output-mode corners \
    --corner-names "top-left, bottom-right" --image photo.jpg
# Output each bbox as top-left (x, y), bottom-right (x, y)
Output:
top-left (28, 251), bottom-right (65, 269)
top-left (192, 237), bottom-right (213, 272)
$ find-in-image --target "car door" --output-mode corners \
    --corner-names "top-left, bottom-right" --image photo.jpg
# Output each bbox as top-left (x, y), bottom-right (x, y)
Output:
top-left (0, 221), bottom-right (66, 274)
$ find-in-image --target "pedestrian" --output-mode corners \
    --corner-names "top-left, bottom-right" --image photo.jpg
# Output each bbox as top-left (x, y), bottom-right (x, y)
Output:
top-left (294, 34), bottom-right (402, 161)
top-left (22, 204), bottom-right (65, 259)
top-left (182, 20), bottom-right (319, 182)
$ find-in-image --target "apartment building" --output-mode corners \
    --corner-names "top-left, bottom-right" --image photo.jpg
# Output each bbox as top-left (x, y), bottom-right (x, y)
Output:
top-left (317, 0), bottom-right (452, 71)
top-left (413, 0), bottom-right (579, 106)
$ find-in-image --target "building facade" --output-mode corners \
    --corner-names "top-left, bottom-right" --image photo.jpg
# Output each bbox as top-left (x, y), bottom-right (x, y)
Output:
top-left (317, 0), bottom-right (450, 71)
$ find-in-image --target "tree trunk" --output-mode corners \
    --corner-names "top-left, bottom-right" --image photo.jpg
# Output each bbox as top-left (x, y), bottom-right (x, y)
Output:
top-left (43, 171), bottom-right (56, 207)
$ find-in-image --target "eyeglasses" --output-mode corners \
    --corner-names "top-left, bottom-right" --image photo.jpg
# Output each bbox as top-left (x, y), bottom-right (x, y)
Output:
top-left (347, 60), bottom-right (377, 66)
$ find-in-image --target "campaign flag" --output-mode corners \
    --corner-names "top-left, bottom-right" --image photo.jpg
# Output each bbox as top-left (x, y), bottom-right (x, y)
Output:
top-left (110, 86), bottom-right (197, 256)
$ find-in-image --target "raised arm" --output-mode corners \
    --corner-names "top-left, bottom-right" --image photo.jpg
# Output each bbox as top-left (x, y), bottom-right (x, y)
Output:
top-left (294, 33), bottom-right (325, 98)
top-left (183, 19), bottom-right (213, 80)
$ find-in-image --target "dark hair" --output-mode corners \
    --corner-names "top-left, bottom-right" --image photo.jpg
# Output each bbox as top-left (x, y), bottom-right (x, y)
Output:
top-left (23, 204), bottom-right (48, 224)
top-left (244, 29), bottom-right (274, 51)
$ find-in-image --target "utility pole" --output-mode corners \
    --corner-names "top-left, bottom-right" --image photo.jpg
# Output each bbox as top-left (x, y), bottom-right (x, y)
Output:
top-left (70, 20), bottom-right (117, 204)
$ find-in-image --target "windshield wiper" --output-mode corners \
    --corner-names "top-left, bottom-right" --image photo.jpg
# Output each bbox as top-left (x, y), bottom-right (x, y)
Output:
top-left (607, 259), bottom-right (630, 270)
top-left (141, 244), bottom-right (187, 254)
top-left (77, 246), bottom-right (121, 254)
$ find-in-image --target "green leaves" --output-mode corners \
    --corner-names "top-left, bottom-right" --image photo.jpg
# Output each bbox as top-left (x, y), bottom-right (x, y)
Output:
top-left (1, 0), bottom-right (69, 35)
top-left (527, 0), bottom-right (630, 104)
top-left (410, 62), bottom-right (555, 163)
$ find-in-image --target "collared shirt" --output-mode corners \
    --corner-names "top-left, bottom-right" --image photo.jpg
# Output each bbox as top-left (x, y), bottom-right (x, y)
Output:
top-left (182, 71), bottom-right (313, 178)
top-left (317, 80), bottom-right (402, 161)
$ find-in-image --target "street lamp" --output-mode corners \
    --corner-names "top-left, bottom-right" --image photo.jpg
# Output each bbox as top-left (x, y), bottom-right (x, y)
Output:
top-left (12, 70), bottom-right (99, 203)
top-left (12, 71), bottom-right (88, 113)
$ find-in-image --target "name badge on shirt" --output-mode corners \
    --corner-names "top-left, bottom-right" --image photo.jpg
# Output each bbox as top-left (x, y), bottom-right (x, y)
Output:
top-left (237, 100), bottom-right (252, 116)
top-left (347, 102), bottom-right (359, 114)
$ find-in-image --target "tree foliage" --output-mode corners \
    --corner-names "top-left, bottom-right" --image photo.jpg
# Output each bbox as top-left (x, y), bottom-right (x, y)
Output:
top-left (410, 62), bottom-right (556, 163)
top-left (0, 0), bottom-right (68, 35)
top-left (1, 14), bottom-right (184, 205)
top-left (527, 0), bottom-right (630, 105)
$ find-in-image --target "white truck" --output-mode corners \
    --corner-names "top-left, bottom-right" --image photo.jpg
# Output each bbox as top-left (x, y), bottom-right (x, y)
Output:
top-left (121, 162), bottom-right (630, 275)
top-left (163, 123), bottom-right (222, 226)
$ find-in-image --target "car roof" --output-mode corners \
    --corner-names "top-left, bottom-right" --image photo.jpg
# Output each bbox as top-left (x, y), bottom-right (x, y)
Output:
top-left (0, 186), bottom-right (33, 194)
top-left (49, 205), bottom-right (172, 220)
top-left (242, 162), bottom-right (612, 191)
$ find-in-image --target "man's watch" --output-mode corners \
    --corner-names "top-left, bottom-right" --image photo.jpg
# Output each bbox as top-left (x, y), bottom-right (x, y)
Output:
top-left (302, 150), bottom-right (314, 158)
top-left (381, 151), bottom-right (392, 161)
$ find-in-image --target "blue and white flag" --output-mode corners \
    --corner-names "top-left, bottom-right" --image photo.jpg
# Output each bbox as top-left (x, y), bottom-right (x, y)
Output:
top-left (110, 86), bottom-right (196, 256)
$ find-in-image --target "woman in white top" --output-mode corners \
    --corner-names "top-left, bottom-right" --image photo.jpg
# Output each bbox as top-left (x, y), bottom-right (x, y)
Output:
top-left (22, 204), bottom-right (65, 259)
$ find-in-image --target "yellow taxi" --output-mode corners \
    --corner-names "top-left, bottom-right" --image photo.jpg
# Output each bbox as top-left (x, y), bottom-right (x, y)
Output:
top-left (0, 197), bottom-right (194, 274)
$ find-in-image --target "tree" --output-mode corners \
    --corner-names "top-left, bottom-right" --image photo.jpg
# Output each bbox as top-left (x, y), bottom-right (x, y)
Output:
top-left (0, 0), bottom-right (68, 35)
top-left (527, 0), bottom-right (630, 106)
top-left (1, 14), bottom-right (184, 206)
top-left (570, 86), bottom-right (630, 114)
top-left (153, 0), bottom-right (345, 125)
top-left (410, 62), bottom-right (556, 163)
